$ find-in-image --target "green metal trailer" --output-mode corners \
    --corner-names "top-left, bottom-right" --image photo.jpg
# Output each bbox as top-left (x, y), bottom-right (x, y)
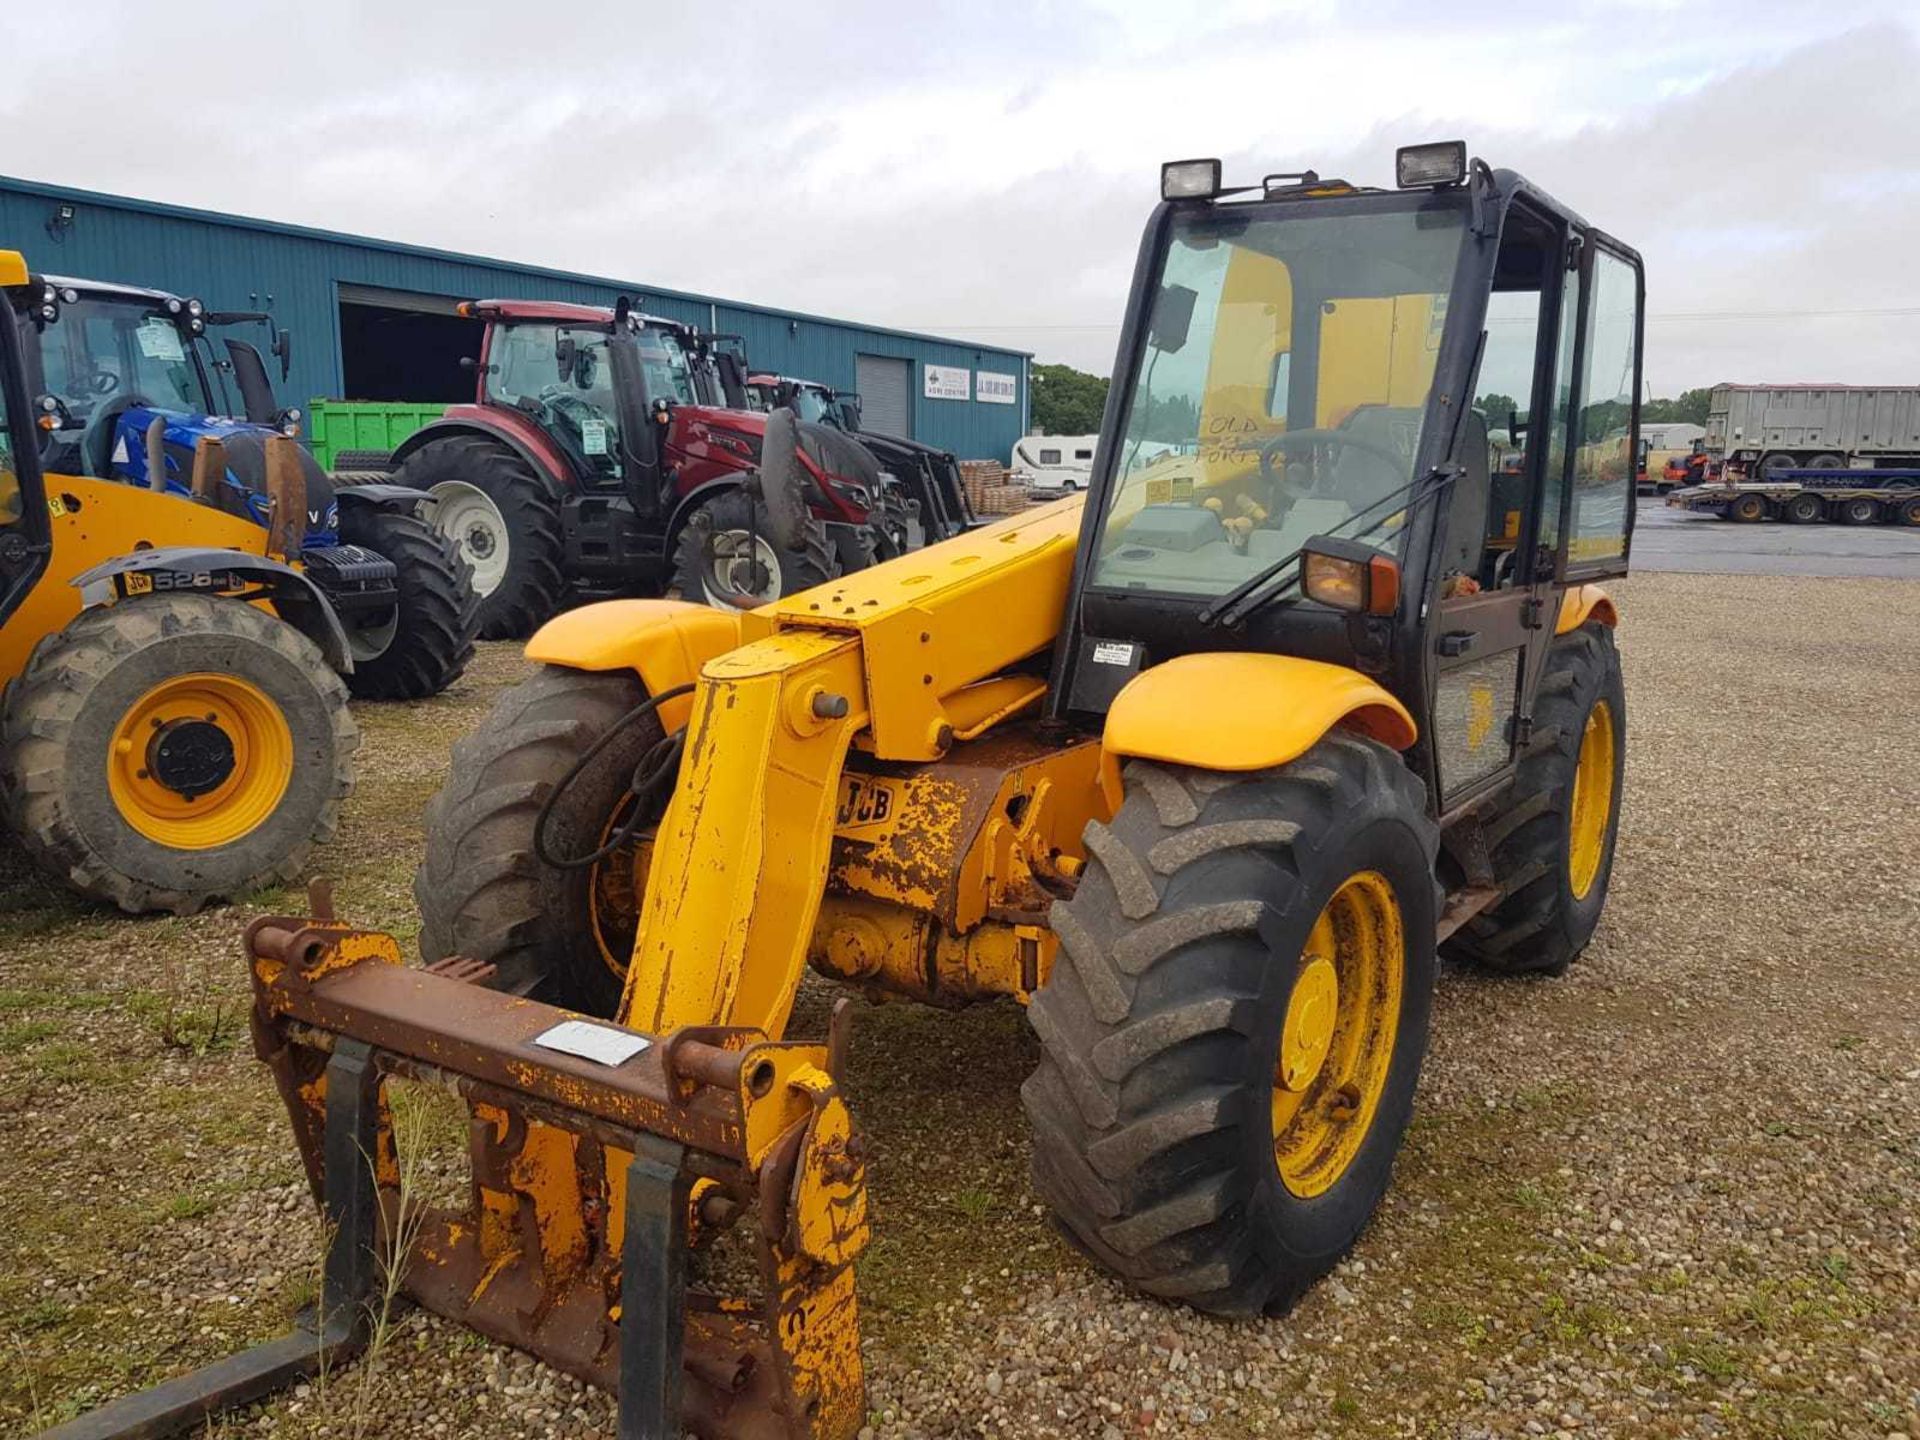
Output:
top-left (308, 399), bottom-right (444, 470)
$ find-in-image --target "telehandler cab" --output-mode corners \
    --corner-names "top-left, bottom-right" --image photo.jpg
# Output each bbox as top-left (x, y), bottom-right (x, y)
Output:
top-left (52, 144), bottom-right (1638, 1439)
top-left (0, 252), bottom-right (358, 914)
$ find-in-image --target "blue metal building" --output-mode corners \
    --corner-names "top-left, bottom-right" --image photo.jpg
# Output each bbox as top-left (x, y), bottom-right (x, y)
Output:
top-left (0, 175), bottom-right (1029, 460)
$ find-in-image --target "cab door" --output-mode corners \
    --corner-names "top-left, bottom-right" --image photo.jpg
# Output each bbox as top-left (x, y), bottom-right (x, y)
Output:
top-left (1, 296), bottom-right (55, 674)
top-left (1425, 200), bottom-right (1578, 809)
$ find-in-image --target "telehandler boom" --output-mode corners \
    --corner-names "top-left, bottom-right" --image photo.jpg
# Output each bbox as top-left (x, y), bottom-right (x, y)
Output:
top-left (48, 143), bottom-right (1639, 1438)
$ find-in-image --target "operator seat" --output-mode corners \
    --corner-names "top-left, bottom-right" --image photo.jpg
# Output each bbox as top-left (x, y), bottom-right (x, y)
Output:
top-left (1328, 404), bottom-right (1422, 513)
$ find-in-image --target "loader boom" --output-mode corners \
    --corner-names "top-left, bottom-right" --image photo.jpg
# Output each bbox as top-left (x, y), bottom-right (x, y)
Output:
top-left (621, 497), bottom-right (1084, 1037)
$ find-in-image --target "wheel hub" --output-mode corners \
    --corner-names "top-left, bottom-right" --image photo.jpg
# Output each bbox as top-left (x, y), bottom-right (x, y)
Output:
top-left (465, 523), bottom-right (497, 559)
top-left (146, 717), bottom-right (236, 799)
top-left (1278, 956), bottom-right (1338, 1091)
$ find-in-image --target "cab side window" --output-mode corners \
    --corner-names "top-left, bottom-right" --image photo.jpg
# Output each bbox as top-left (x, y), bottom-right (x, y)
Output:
top-left (0, 342), bottom-right (21, 526)
top-left (1566, 249), bottom-right (1639, 573)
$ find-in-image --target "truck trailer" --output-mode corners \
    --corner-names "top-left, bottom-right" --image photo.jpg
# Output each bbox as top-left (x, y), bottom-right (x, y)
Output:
top-left (1706, 383), bottom-right (1920, 479)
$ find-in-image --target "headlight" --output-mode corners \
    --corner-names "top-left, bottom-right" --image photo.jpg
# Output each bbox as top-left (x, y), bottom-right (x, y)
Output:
top-left (1161, 158), bottom-right (1222, 201)
top-left (59, 287), bottom-right (78, 304)
top-left (166, 298), bottom-right (182, 314)
top-left (1395, 141), bottom-right (1468, 189)
top-left (41, 285), bottom-right (55, 305)
top-left (38, 304), bottom-right (56, 321)
top-left (187, 298), bottom-right (204, 318)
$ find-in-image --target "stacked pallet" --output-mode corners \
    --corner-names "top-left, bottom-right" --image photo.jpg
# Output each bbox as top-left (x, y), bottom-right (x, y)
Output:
top-left (960, 461), bottom-right (1038, 516)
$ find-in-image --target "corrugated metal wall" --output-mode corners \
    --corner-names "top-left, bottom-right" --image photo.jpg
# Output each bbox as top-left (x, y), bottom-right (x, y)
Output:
top-left (0, 176), bottom-right (1029, 461)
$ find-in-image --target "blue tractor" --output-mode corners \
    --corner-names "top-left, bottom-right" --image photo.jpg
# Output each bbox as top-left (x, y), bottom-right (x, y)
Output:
top-left (22, 277), bottom-right (476, 699)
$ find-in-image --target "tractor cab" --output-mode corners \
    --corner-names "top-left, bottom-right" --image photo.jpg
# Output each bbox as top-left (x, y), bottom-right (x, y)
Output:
top-left (13, 277), bottom-right (326, 534)
top-left (1052, 145), bottom-right (1642, 814)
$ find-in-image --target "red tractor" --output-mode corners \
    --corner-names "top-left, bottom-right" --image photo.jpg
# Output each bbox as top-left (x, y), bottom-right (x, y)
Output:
top-left (389, 300), bottom-right (900, 635)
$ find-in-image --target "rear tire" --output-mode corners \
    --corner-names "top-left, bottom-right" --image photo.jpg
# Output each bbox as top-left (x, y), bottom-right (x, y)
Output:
top-left (415, 664), bottom-right (661, 1014)
top-left (335, 507), bottom-right (478, 700)
top-left (1836, 496), bottom-right (1880, 525)
top-left (1023, 736), bottom-right (1438, 1316)
top-left (0, 596), bottom-right (356, 914)
top-left (1805, 453), bottom-right (1845, 470)
top-left (1445, 622), bottom-right (1624, 977)
top-left (395, 436), bottom-right (566, 640)
top-left (1757, 452), bottom-right (1798, 479)
top-left (329, 450), bottom-right (396, 474)
top-left (668, 491), bottom-right (839, 609)
top-left (1895, 497), bottom-right (1920, 527)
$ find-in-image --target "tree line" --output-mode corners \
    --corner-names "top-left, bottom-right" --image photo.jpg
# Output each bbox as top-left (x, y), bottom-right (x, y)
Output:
top-left (1034, 361), bottom-right (1714, 438)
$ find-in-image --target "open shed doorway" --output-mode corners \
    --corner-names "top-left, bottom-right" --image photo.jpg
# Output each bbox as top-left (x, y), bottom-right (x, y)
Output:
top-left (336, 283), bottom-right (483, 402)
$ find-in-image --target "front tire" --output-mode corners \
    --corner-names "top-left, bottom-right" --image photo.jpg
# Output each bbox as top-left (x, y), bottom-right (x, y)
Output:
top-left (1023, 736), bottom-right (1438, 1317)
top-left (669, 491), bottom-right (839, 610)
top-left (334, 507), bottom-right (479, 700)
top-left (414, 665), bottom-right (662, 1014)
top-left (1446, 621), bottom-right (1625, 977)
top-left (0, 596), bottom-right (357, 914)
top-left (395, 436), bottom-right (566, 640)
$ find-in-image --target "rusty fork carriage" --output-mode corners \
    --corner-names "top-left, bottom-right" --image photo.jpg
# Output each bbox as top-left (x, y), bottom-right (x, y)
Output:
top-left (42, 888), bottom-right (871, 1440)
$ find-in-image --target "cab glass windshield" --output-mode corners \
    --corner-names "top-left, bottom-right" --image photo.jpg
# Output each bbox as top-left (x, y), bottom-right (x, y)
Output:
top-left (486, 323), bottom-right (625, 481)
top-left (37, 298), bottom-right (206, 420)
top-left (1090, 197), bottom-right (1468, 598)
top-left (638, 325), bottom-right (695, 405)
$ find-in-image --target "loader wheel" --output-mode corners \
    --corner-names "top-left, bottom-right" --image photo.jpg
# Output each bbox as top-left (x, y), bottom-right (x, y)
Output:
top-left (1023, 735), bottom-right (1438, 1316)
top-left (1446, 621), bottom-right (1625, 977)
top-left (1782, 493), bottom-right (1824, 524)
top-left (669, 491), bottom-right (839, 610)
top-left (0, 595), bottom-right (356, 915)
top-left (1728, 493), bottom-right (1767, 522)
top-left (395, 436), bottom-right (566, 640)
top-left (334, 507), bottom-right (479, 700)
top-left (415, 664), bottom-right (662, 1014)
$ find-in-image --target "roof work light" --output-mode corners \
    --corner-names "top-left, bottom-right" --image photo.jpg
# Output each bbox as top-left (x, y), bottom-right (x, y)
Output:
top-left (1161, 158), bottom-right (1222, 201)
top-left (1395, 141), bottom-right (1468, 188)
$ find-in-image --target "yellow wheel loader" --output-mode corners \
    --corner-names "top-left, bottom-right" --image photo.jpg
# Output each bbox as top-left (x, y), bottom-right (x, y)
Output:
top-left (48, 144), bottom-right (1639, 1438)
top-left (0, 251), bottom-right (358, 914)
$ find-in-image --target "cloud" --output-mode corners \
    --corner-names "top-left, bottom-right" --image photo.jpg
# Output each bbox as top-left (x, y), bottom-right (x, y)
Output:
top-left (1, 1), bottom-right (1915, 390)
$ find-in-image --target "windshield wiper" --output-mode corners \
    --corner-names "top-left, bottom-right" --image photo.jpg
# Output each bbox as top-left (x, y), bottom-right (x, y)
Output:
top-left (1197, 464), bottom-right (1458, 629)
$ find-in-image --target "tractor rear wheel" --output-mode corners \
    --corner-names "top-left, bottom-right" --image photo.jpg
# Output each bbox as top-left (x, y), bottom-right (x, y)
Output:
top-left (0, 595), bottom-right (356, 914)
top-left (669, 491), bottom-right (839, 609)
top-left (415, 664), bottom-right (662, 1014)
top-left (335, 506), bottom-right (478, 700)
top-left (1023, 735), bottom-right (1438, 1316)
top-left (1445, 621), bottom-right (1625, 977)
top-left (394, 436), bottom-right (566, 640)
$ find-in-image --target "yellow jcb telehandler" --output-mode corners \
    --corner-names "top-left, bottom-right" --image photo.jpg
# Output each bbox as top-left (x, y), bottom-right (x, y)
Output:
top-left (49, 143), bottom-right (1639, 1439)
top-left (0, 251), bottom-right (358, 913)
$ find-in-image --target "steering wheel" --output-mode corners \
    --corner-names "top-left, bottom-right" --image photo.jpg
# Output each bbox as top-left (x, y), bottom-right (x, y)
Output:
top-left (89, 367), bottom-right (122, 397)
top-left (81, 394), bottom-right (152, 478)
top-left (1257, 426), bottom-right (1410, 499)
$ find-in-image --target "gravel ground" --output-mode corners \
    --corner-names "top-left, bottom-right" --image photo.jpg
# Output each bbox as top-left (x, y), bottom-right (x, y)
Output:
top-left (2, 571), bottom-right (1916, 1440)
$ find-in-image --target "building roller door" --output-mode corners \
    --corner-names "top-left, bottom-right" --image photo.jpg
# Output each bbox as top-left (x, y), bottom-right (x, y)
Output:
top-left (856, 353), bottom-right (911, 437)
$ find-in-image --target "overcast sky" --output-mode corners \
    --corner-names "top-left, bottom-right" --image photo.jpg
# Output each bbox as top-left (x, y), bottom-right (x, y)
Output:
top-left (3, 1), bottom-right (1916, 392)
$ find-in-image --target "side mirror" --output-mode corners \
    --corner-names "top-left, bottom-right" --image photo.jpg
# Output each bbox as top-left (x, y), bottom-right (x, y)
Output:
top-left (554, 335), bottom-right (577, 379)
top-left (1300, 536), bottom-right (1400, 616)
top-left (271, 329), bottom-right (293, 382)
top-left (1149, 283), bottom-right (1199, 354)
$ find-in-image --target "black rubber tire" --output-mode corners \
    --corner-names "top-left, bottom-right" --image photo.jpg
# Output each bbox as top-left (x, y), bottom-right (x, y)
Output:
top-left (393, 435), bottom-right (566, 640)
top-left (1728, 494), bottom-right (1767, 522)
top-left (335, 507), bottom-right (479, 700)
top-left (329, 449), bottom-right (395, 473)
top-left (668, 490), bottom-right (839, 610)
top-left (1757, 452), bottom-right (1798, 479)
top-left (414, 664), bottom-right (661, 1015)
top-left (0, 595), bottom-right (357, 915)
top-left (1896, 497), bottom-right (1920, 527)
top-left (1022, 735), bottom-right (1439, 1317)
top-left (1782, 493), bottom-right (1824, 524)
top-left (1836, 497), bottom-right (1880, 525)
top-left (1804, 453), bottom-right (1845, 470)
top-left (1445, 622), bottom-right (1625, 977)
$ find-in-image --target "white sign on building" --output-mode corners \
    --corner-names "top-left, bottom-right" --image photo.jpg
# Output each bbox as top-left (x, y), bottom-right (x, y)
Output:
top-left (976, 370), bottom-right (1017, 405)
top-left (923, 364), bottom-right (971, 401)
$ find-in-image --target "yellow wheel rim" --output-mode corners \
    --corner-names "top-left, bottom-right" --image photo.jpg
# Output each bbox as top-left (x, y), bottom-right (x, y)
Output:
top-left (1272, 870), bottom-right (1404, 1199)
top-left (588, 818), bottom-right (653, 982)
top-left (1567, 699), bottom-right (1616, 900)
top-left (106, 674), bottom-right (294, 849)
